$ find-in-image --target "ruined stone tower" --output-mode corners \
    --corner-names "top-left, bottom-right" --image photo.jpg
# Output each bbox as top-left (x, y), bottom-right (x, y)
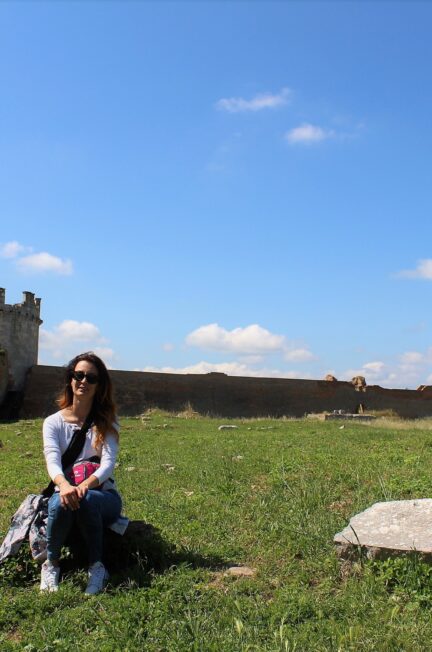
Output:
top-left (0, 288), bottom-right (42, 391)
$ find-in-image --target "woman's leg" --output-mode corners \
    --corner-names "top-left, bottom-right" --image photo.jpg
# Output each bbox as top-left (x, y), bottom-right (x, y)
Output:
top-left (46, 493), bottom-right (75, 562)
top-left (76, 490), bottom-right (122, 565)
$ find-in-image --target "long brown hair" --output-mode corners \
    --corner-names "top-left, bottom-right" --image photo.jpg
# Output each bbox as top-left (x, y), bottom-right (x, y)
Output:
top-left (56, 352), bottom-right (118, 446)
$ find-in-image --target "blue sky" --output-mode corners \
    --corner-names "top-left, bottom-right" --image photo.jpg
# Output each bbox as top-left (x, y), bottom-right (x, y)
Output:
top-left (1, 1), bottom-right (432, 388)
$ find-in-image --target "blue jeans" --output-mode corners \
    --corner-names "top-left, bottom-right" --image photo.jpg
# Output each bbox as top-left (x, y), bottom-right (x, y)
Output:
top-left (47, 490), bottom-right (122, 565)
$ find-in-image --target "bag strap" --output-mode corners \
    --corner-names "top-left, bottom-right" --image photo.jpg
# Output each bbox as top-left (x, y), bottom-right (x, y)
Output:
top-left (60, 412), bottom-right (94, 471)
top-left (41, 412), bottom-right (94, 497)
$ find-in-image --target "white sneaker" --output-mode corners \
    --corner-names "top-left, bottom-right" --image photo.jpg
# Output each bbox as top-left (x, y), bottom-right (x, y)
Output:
top-left (85, 561), bottom-right (109, 595)
top-left (40, 560), bottom-right (60, 592)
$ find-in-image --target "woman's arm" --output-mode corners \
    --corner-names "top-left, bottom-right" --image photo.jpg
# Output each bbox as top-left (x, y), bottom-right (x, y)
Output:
top-left (42, 415), bottom-right (65, 481)
top-left (76, 473), bottom-right (100, 499)
top-left (43, 415), bottom-right (80, 510)
top-left (54, 473), bottom-right (81, 510)
top-left (91, 432), bottom-right (119, 485)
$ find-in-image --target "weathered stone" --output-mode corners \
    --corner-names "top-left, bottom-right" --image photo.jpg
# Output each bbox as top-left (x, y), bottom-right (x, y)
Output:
top-left (0, 289), bottom-right (42, 391)
top-left (208, 565), bottom-right (257, 588)
top-left (0, 348), bottom-right (8, 407)
top-left (307, 412), bottom-right (376, 421)
top-left (351, 375), bottom-right (367, 391)
top-left (334, 499), bottom-right (432, 561)
top-left (224, 566), bottom-right (256, 578)
top-left (20, 364), bottom-right (432, 420)
top-left (324, 413), bottom-right (376, 421)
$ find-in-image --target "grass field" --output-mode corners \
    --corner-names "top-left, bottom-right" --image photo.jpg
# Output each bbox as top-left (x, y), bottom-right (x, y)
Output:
top-left (2, 412), bottom-right (432, 651)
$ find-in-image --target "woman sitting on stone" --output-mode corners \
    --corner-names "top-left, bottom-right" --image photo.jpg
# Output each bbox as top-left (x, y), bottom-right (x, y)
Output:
top-left (40, 352), bottom-right (122, 594)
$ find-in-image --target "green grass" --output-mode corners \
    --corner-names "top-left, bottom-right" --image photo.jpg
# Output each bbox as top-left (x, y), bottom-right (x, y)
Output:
top-left (2, 413), bottom-right (432, 650)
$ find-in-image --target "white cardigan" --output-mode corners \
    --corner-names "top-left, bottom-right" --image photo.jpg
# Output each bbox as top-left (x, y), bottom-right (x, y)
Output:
top-left (42, 411), bottom-right (119, 490)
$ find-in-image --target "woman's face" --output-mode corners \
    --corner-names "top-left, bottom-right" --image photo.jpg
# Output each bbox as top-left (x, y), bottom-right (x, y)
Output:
top-left (71, 360), bottom-right (99, 402)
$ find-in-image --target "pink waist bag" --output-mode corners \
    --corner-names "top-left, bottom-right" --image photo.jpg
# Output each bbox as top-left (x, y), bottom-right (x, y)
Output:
top-left (66, 459), bottom-right (100, 486)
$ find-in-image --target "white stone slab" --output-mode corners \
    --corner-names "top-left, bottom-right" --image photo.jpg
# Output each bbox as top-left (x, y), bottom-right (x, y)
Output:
top-left (334, 499), bottom-right (432, 561)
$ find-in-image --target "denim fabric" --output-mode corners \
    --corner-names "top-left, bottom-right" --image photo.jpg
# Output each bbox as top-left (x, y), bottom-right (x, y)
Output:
top-left (47, 490), bottom-right (122, 564)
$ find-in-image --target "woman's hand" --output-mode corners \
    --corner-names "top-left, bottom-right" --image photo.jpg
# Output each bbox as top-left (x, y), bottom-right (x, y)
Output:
top-left (76, 483), bottom-right (89, 500)
top-left (59, 481), bottom-right (81, 510)
top-left (76, 474), bottom-right (100, 499)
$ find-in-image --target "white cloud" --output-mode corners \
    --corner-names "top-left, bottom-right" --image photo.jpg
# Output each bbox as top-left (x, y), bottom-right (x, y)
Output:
top-left (284, 348), bottom-right (315, 362)
top-left (238, 355), bottom-right (265, 364)
top-left (400, 351), bottom-right (424, 365)
top-left (137, 360), bottom-right (307, 379)
top-left (0, 240), bottom-right (31, 258)
top-left (285, 123), bottom-right (334, 144)
top-left (56, 320), bottom-right (102, 340)
top-left (39, 320), bottom-right (112, 362)
top-left (343, 360), bottom-right (389, 379)
top-left (216, 87), bottom-right (291, 113)
top-left (17, 252), bottom-right (73, 275)
top-left (363, 361), bottom-right (385, 374)
top-left (185, 323), bottom-right (314, 366)
top-left (186, 323), bottom-right (285, 354)
top-left (397, 259), bottom-right (432, 280)
top-left (92, 347), bottom-right (115, 361)
top-left (1, 241), bottom-right (73, 276)
top-left (339, 350), bottom-right (432, 389)
top-left (341, 361), bottom-right (394, 387)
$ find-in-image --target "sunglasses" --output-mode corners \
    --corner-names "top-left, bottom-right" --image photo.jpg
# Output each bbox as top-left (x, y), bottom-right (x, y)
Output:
top-left (72, 370), bottom-right (99, 385)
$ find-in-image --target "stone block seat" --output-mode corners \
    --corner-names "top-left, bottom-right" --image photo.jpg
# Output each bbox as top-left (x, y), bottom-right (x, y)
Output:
top-left (334, 499), bottom-right (432, 562)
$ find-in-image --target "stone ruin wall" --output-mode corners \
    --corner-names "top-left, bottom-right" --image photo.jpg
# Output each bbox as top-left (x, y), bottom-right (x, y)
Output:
top-left (0, 349), bottom-right (8, 407)
top-left (0, 289), bottom-right (42, 402)
top-left (20, 365), bottom-right (432, 420)
top-left (1, 287), bottom-right (432, 421)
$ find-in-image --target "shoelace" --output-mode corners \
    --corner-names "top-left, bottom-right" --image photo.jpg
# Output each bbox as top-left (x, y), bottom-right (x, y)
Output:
top-left (44, 565), bottom-right (58, 586)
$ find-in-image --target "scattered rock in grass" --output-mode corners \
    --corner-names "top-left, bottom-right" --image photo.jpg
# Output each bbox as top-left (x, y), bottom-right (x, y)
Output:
top-left (339, 425), bottom-right (345, 429)
top-left (209, 565), bottom-right (257, 589)
top-left (161, 464), bottom-right (175, 472)
top-left (15, 431), bottom-right (22, 436)
top-left (218, 425), bottom-right (238, 431)
top-left (232, 455), bottom-right (244, 461)
top-left (224, 566), bottom-right (256, 578)
top-left (126, 466), bottom-right (136, 472)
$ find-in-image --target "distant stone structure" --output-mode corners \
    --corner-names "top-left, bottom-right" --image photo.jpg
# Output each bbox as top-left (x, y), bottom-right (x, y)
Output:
top-left (351, 375), bottom-right (367, 391)
top-left (0, 348), bottom-right (8, 408)
top-left (0, 288), bottom-right (42, 408)
top-left (20, 365), bottom-right (432, 420)
top-left (1, 287), bottom-right (432, 420)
